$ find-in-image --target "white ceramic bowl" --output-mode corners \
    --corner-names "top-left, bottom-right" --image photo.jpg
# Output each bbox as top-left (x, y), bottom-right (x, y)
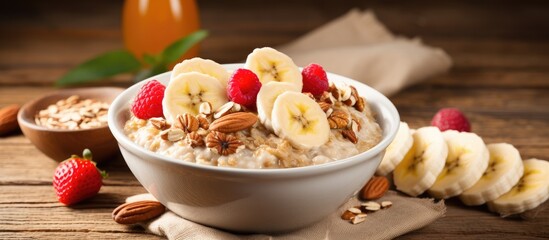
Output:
top-left (108, 64), bottom-right (400, 233)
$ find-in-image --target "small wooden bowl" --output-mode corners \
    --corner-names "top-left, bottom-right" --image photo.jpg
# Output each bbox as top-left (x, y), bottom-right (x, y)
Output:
top-left (17, 87), bottom-right (124, 163)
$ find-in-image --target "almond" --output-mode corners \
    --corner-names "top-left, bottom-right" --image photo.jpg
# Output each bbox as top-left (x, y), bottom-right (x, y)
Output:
top-left (209, 112), bottom-right (257, 133)
top-left (360, 176), bottom-right (389, 200)
top-left (112, 200), bottom-right (165, 224)
top-left (0, 104), bottom-right (20, 136)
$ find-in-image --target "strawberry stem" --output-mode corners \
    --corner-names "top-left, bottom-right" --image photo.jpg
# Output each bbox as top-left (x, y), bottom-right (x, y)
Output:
top-left (100, 170), bottom-right (109, 179)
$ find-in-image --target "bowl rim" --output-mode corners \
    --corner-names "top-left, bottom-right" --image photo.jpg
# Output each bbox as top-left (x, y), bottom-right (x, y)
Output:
top-left (18, 87), bottom-right (125, 133)
top-left (108, 64), bottom-right (400, 177)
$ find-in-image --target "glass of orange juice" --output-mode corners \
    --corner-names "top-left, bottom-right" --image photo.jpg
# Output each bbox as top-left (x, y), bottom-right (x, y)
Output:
top-left (122, 0), bottom-right (200, 63)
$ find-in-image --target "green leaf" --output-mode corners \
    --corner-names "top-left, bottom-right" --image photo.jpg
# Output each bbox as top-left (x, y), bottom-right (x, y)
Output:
top-left (143, 53), bottom-right (159, 66)
top-left (134, 64), bottom-right (168, 82)
top-left (160, 30), bottom-right (208, 65)
top-left (56, 50), bottom-right (141, 86)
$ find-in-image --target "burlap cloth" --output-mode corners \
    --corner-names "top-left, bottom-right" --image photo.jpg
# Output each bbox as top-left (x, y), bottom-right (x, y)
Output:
top-left (279, 9), bottom-right (451, 96)
top-left (124, 9), bottom-right (451, 239)
top-left (127, 191), bottom-right (445, 240)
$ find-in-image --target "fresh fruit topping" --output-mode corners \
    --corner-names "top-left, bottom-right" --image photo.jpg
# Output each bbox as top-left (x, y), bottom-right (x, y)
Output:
top-left (431, 108), bottom-right (471, 132)
top-left (131, 80), bottom-right (165, 120)
top-left (244, 47), bottom-right (303, 91)
top-left (488, 158), bottom-right (549, 216)
top-left (460, 143), bottom-right (524, 206)
top-left (301, 63), bottom-right (329, 97)
top-left (172, 57), bottom-right (230, 87)
top-left (162, 72), bottom-right (228, 123)
top-left (256, 82), bottom-right (299, 131)
top-left (271, 92), bottom-right (330, 149)
top-left (227, 68), bottom-right (262, 108)
top-left (427, 130), bottom-right (489, 199)
top-left (393, 126), bottom-right (448, 197)
top-left (53, 149), bottom-right (106, 205)
top-left (376, 122), bottom-right (414, 176)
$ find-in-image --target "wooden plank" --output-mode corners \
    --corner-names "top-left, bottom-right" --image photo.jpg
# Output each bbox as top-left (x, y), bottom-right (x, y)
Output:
top-left (0, 232), bottom-right (163, 240)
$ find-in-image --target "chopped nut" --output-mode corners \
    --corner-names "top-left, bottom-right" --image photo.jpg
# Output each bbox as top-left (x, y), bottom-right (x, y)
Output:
top-left (341, 129), bottom-right (358, 144)
top-left (213, 102), bottom-right (235, 119)
top-left (341, 210), bottom-right (356, 220)
top-left (317, 101), bottom-right (331, 112)
top-left (185, 132), bottom-right (204, 147)
top-left (381, 201), bottom-right (393, 209)
top-left (343, 95), bottom-right (357, 106)
top-left (199, 102), bottom-right (213, 116)
top-left (351, 213), bottom-right (367, 224)
top-left (351, 114), bottom-right (362, 131)
top-left (347, 207), bottom-right (362, 214)
top-left (325, 108), bottom-right (333, 118)
top-left (361, 201), bottom-right (381, 211)
top-left (150, 118), bottom-right (169, 130)
top-left (197, 116), bottom-right (210, 130)
top-left (161, 128), bottom-right (185, 142)
top-left (328, 110), bottom-right (349, 129)
top-left (339, 85), bottom-right (353, 101)
top-left (344, 86), bottom-right (359, 106)
top-left (354, 97), bottom-right (365, 112)
top-left (351, 120), bottom-right (360, 133)
top-left (319, 91), bottom-right (336, 104)
top-left (174, 114), bottom-right (199, 133)
top-left (328, 83), bottom-right (340, 101)
top-left (206, 131), bottom-right (242, 156)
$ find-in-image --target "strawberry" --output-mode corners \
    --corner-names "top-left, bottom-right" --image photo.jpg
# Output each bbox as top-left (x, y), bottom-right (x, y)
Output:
top-left (53, 149), bottom-right (106, 205)
top-left (131, 80), bottom-right (166, 119)
top-left (431, 108), bottom-right (471, 132)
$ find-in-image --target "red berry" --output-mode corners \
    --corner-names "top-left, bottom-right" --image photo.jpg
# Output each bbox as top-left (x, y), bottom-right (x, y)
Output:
top-left (227, 68), bottom-right (262, 108)
top-left (131, 80), bottom-right (165, 119)
top-left (301, 63), bottom-right (329, 97)
top-left (53, 149), bottom-right (105, 205)
top-left (431, 108), bottom-right (471, 132)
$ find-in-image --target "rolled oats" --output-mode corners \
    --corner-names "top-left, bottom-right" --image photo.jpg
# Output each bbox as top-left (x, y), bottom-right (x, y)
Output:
top-left (35, 95), bottom-right (109, 130)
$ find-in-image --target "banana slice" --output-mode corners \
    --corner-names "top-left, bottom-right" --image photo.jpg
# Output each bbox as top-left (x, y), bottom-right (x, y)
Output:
top-left (393, 127), bottom-right (448, 197)
top-left (244, 47), bottom-right (303, 91)
top-left (256, 82), bottom-right (300, 131)
top-left (271, 92), bottom-right (329, 149)
top-left (460, 143), bottom-right (524, 206)
top-left (172, 57), bottom-right (230, 87)
top-left (488, 159), bottom-right (549, 216)
top-left (376, 122), bottom-right (413, 176)
top-left (427, 131), bottom-right (489, 199)
top-left (162, 72), bottom-right (228, 123)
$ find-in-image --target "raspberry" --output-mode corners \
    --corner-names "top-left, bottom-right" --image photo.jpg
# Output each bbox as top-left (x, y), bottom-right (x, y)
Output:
top-left (131, 80), bottom-right (165, 119)
top-left (301, 63), bottom-right (329, 97)
top-left (227, 68), bottom-right (262, 108)
top-left (431, 108), bottom-right (471, 132)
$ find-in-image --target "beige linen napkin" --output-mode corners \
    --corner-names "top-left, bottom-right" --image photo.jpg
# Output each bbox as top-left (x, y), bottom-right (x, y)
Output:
top-left (278, 9), bottom-right (452, 96)
top-left (126, 191), bottom-right (445, 240)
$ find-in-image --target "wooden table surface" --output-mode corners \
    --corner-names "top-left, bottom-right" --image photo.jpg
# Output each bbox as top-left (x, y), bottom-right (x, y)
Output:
top-left (1, 0), bottom-right (548, 239)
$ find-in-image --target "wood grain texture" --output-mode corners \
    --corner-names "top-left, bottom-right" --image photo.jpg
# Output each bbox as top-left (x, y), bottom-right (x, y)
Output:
top-left (1, 0), bottom-right (548, 239)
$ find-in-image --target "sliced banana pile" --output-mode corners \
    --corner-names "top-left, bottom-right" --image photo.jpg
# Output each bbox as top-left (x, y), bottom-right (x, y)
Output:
top-left (380, 122), bottom-right (549, 217)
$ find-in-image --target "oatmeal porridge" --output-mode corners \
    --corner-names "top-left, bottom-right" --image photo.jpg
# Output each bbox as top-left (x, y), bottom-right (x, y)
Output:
top-left (124, 47), bottom-right (382, 169)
